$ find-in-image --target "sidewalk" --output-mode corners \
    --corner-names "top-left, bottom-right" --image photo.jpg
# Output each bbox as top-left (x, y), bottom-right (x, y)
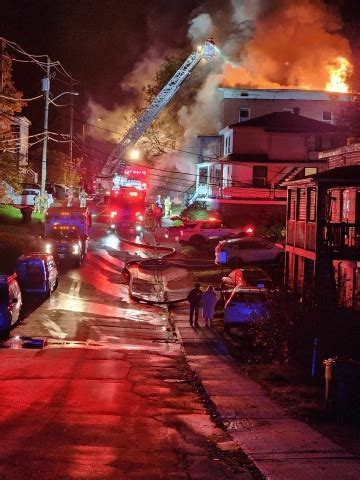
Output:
top-left (171, 304), bottom-right (360, 480)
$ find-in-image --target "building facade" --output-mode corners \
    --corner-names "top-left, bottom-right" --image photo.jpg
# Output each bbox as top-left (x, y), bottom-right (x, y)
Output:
top-left (285, 147), bottom-right (360, 312)
top-left (193, 111), bottom-right (347, 226)
top-left (219, 88), bottom-right (352, 128)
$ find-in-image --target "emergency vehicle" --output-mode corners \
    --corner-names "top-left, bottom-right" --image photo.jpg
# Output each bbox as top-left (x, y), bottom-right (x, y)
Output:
top-left (45, 207), bottom-right (91, 262)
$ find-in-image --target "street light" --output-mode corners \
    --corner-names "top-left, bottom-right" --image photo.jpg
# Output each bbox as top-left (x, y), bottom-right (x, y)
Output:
top-left (40, 58), bottom-right (79, 196)
top-left (129, 148), bottom-right (141, 161)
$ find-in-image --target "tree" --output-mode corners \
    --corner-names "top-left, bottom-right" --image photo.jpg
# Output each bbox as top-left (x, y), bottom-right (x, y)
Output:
top-left (132, 53), bottom-right (205, 160)
top-left (30, 148), bottom-right (82, 187)
top-left (0, 48), bottom-right (26, 191)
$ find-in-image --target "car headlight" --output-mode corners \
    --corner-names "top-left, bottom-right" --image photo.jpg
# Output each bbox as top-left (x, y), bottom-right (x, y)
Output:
top-left (135, 224), bottom-right (142, 232)
top-left (72, 244), bottom-right (80, 255)
top-left (45, 243), bottom-right (52, 254)
top-left (110, 223), bottom-right (116, 229)
top-left (137, 214), bottom-right (144, 222)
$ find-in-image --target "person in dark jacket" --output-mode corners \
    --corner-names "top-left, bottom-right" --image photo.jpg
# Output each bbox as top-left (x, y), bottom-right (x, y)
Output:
top-left (187, 283), bottom-right (202, 327)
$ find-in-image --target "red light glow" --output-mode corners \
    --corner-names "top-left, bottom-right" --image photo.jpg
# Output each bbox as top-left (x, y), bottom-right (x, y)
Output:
top-left (246, 227), bottom-right (254, 234)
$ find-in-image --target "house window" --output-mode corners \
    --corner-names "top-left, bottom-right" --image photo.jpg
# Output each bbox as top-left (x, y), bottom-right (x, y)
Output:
top-left (341, 190), bottom-right (350, 222)
top-left (297, 189), bottom-right (307, 221)
top-left (198, 167), bottom-right (208, 186)
top-left (224, 135), bottom-right (232, 156)
top-left (307, 188), bottom-right (317, 222)
top-left (239, 108), bottom-right (250, 123)
top-left (214, 168), bottom-right (221, 186)
top-left (304, 167), bottom-right (317, 176)
top-left (253, 166), bottom-right (267, 187)
top-left (322, 111), bottom-right (333, 123)
top-left (289, 190), bottom-right (296, 220)
top-left (282, 108), bottom-right (293, 113)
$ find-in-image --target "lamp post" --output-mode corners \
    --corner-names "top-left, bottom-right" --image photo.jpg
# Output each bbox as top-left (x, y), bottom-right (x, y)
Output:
top-left (40, 68), bottom-right (79, 196)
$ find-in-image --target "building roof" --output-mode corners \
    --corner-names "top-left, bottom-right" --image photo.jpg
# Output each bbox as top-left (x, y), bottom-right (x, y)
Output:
top-left (286, 165), bottom-right (360, 186)
top-left (229, 111), bottom-right (342, 133)
top-left (218, 87), bottom-right (351, 102)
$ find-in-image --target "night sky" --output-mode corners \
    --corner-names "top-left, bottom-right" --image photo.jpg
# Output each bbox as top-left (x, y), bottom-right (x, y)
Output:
top-left (1, 0), bottom-right (360, 137)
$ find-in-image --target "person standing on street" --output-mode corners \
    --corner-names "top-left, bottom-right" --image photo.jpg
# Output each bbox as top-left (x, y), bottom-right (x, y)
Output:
top-left (79, 188), bottom-right (87, 207)
top-left (67, 186), bottom-right (74, 207)
top-left (201, 285), bottom-right (217, 327)
top-left (187, 283), bottom-right (202, 327)
top-left (154, 205), bottom-right (163, 227)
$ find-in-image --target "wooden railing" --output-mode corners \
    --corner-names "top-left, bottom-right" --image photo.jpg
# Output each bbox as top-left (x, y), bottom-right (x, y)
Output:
top-left (323, 223), bottom-right (360, 248)
top-left (287, 220), bottom-right (316, 251)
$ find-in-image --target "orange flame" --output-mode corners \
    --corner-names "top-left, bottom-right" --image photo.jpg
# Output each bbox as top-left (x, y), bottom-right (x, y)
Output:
top-left (325, 56), bottom-right (352, 93)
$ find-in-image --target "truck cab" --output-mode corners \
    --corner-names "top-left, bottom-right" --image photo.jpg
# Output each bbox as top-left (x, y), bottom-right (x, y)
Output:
top-left (45, 225), bottom-right (83, 266)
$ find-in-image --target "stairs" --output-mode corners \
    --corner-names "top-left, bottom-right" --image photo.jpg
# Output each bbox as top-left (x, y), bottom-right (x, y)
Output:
top-left (279, 166), bottom-right (304, 185)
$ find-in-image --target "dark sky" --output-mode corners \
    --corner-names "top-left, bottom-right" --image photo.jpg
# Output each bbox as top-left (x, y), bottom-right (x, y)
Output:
top-left (1, 0), bottom-right (360, 136)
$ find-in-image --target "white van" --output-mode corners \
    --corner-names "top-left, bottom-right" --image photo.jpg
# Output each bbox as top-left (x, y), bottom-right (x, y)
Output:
top-left (215, 236), bottom-right (284, 269)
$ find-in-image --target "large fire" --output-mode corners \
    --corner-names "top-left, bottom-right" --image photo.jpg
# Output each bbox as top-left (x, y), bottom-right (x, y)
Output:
top-left (325, 57), bottom-right (352, 93)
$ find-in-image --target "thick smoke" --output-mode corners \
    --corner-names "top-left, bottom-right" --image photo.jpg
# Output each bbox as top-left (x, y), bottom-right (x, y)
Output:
top-left (178, 0), bottom-right (352, 135)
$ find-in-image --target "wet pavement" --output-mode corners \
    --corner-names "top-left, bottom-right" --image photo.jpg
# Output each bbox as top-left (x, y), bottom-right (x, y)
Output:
top-left (0, 223), bottom-right (259, 479)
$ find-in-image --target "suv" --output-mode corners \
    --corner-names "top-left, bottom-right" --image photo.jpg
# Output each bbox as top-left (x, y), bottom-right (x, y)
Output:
top-left (215, 236), bottom-right (284, 268)
top-left (179, 220), bottom-right (253, 246)
top-left (224, 286), bottom-right (268, 332)
top-left (0, 273), bottom-right (22, 336)
top-left (15, 254), bottom-right (58, 296)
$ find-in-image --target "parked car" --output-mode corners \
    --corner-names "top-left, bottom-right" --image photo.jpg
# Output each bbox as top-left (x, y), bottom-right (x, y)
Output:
top-left (224, 286), bottom-right (268, 332)
top-left (15, 254), bottom-right (58, 296)
top-left (215, 236), bottom-right (284, 268)
top-left (0, 273), bottom-right (22, 336)
top-left (221, 267), bottom-right (274, 301)
top-left (178, 219), bottom-right (254, 246)
top-left (11, 188), bottom-right (54, 207)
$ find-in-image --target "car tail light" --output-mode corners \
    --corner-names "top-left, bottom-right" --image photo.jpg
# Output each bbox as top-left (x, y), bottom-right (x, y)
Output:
top-left (245, 226), bottom-right (254, 235)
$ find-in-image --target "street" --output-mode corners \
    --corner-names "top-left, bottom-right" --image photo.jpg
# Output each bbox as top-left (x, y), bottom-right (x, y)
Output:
top-left (0, 223), bottom-right (258, 480)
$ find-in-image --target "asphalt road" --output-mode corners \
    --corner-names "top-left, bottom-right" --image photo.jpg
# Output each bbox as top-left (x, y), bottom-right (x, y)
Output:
top-left (0, 224), bottom-right (258, 480)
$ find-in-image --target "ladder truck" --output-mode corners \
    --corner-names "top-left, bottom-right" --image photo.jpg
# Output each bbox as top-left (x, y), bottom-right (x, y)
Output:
top-left (96, 38), bottom-right (216, 198)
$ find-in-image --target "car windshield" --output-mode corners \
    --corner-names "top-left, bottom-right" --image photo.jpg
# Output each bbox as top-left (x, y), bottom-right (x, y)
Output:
top-left (231, 292), bottom-right (265, 303)
top-left (50, 230), bottom-right (79, 240)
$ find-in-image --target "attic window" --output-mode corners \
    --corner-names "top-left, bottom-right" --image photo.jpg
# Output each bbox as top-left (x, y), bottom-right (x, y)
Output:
top-left (239, 108), bottom-right (250, 122)
top-left (322, 111), bottom-right (333, 123)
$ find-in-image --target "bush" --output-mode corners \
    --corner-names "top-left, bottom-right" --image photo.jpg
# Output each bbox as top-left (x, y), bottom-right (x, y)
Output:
top-left (181, 201), bottom-right (209, 221)
top-left (247, 290), bottom-right (303, 364)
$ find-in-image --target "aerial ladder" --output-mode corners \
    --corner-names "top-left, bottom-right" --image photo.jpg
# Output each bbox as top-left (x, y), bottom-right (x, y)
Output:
top-left (97, 39), bottom-right (216, 188)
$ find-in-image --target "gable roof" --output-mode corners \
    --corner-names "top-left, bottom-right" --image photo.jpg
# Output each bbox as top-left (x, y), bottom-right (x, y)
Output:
top-left (286, 165), bottom-right (360, 186)
top-left (229, 111), bottom-right (342, 133)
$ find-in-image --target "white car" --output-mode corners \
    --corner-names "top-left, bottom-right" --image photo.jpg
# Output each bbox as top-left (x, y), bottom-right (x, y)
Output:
top-left (215, 236), bottom-right (284, 269)
top-left (178, 219), bottom-right (254, 246)
top-left (12, 188), bottom-right (54, 207)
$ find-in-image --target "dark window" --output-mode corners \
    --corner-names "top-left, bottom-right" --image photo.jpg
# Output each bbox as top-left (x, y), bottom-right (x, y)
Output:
top-left (201, 222), bottom-right (221, 229)
top-left (323, 111), bottom-right (332, 122)
top-left (307, 188), bottom-right (317, 222)
top-left (198, 168), bottom-right (208, 186)
top-left (214, 168), bottom-right (221, 186)
top-left (239, 108), bottom-right (250, 122)
top-left (253, 166), bottom-right (267, 187)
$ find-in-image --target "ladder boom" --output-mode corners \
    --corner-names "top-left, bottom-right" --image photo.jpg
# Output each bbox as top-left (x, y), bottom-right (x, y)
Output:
top-left (100, 40), bottom-right (215, 178)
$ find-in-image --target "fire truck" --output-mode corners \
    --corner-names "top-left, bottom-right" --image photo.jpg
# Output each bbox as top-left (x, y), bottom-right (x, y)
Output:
top-left (106, 166), bottom-right (147, 232)
top-left (96, 39), bottom-right (216, 196)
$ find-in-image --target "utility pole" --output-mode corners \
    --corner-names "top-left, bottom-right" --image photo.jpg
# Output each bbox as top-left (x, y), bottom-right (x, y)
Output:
top-left (69, 79), bottom-right (73, 168)
top-left (0, 37), bottom-right (4, 93)
top-left (41, 56), bottom-right (50, 196)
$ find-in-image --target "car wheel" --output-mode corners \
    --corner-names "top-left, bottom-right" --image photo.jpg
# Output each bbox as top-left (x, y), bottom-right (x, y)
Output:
top-left (189, 235), bottom-right (206, 247)
top-left (229, 257), bottom-right (243, 269)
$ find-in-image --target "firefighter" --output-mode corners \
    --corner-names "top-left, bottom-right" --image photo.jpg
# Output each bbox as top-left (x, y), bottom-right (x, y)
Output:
top-left (33, 193), bottom-right (41, 213)
top-left (67, 186), bottom-right (74, 207)
top-left (154, 204), bottom-right (163, 227)
top-left (164, 196), bottom-right (172, 218)
top-left (79, 188), bottom-right (87, 207)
